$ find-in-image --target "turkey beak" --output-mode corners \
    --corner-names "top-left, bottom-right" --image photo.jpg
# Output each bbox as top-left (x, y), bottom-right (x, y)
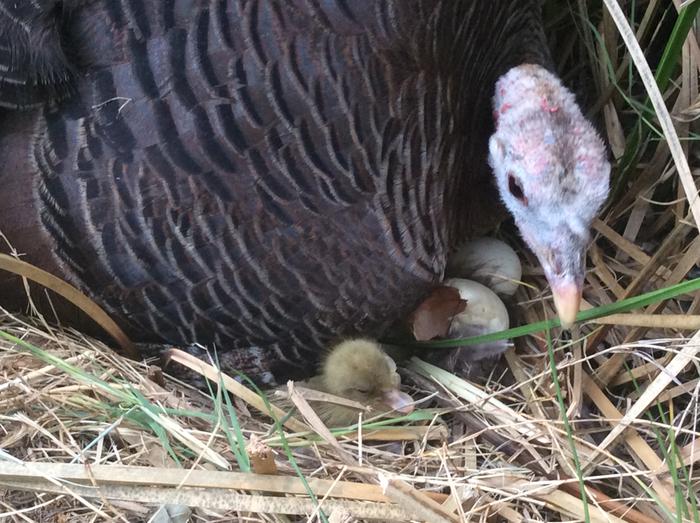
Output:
top-left (551, 281), bottom-right (582, 329)
top-left (541, 246), bottom-right (584, 328)
top-left (381, 389), bottom-right (414, 414)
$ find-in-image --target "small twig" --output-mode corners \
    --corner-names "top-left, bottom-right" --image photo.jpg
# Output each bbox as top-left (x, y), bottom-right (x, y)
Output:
top-left (590, 313), bottom-right (700, 329)
top-left (0, 254), bottom-right (135, 358)
top-left (2, 480), bottom-right (413, 520)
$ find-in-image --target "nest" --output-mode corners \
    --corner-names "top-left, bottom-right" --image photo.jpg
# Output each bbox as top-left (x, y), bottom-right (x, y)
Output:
top-left (1, 1), bottom-right (699, 521)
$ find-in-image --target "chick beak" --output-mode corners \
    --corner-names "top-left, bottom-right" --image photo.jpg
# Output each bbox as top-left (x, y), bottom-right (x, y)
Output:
top-left (381, 389), bottom-right (414, 414)
top-left (551, 282), bottom-right (582, 328)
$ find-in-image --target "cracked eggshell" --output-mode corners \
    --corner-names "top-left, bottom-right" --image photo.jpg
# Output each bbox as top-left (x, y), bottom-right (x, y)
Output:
top-left (444, 278), bottom-right (509, 336)
top-left (446, 237), bottom-right (522, 296)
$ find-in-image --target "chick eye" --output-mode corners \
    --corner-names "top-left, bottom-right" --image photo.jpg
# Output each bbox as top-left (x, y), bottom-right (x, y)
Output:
top-left (508, 174), bottom-right (526, 203)
top-left (355, 387), bottom-right (370, 394)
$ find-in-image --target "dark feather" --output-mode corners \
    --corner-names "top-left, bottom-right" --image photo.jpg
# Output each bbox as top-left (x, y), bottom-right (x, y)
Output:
top-left (0, 1), bottom-right (552, 385)
top-left (0, 0), bottom-right (85, 108)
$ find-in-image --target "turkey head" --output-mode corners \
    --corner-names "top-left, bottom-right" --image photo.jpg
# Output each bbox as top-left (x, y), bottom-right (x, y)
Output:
top-left (489, 65), bottom-right (610, 326)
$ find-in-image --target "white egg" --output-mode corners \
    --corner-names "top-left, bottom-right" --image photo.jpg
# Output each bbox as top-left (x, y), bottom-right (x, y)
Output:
top-left (446, 237), bottom-right (522, 296)
top-left (444, 278), bottom-right (509, 337)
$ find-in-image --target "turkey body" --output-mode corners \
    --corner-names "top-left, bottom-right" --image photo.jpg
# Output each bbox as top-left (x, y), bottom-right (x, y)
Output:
top-left (0, 1), bottom-right (549, 383)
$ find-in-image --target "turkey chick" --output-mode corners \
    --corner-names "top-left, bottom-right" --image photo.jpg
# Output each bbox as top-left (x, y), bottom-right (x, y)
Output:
top-left (300, 339), bottom-right (414, 427)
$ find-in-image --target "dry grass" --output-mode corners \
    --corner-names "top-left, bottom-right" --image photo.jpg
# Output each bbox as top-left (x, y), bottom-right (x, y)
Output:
top-left (5, 311), bottom-right (695, 522)
top-left (1, 1), bottom-right (699, 521)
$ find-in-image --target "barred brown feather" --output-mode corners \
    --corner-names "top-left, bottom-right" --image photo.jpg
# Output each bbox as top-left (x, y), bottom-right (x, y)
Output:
top-left (0, 1), bottom-right (554, 384)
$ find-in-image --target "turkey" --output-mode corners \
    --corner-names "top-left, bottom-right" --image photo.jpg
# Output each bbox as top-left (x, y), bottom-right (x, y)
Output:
top-left (0, 1), bottom-right (610, 385)
top-left (277, 339), bottom-right (414, 427)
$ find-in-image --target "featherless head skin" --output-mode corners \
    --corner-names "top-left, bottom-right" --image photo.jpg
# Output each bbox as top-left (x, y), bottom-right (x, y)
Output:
top-left (489, 65), bottom-right (611, 327)
top-left (309, 339), bottom-right (413, 426)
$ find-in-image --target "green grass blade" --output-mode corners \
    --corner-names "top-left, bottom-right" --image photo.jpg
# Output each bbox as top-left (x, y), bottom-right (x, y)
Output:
top-left (545, 323), bottom-right (590, 523)
top-left (231, 371), bottom-right (330, 523)
top-left (653, 1), bottom-right (700, 94)
top-left (610, 0), bottom-right (700, 196)
top-left (403, 276), bottom-right (700, 349)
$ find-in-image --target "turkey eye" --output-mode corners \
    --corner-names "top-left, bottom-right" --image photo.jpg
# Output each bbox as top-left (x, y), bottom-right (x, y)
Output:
top-left (508, 174), bottom-right (526, 203)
